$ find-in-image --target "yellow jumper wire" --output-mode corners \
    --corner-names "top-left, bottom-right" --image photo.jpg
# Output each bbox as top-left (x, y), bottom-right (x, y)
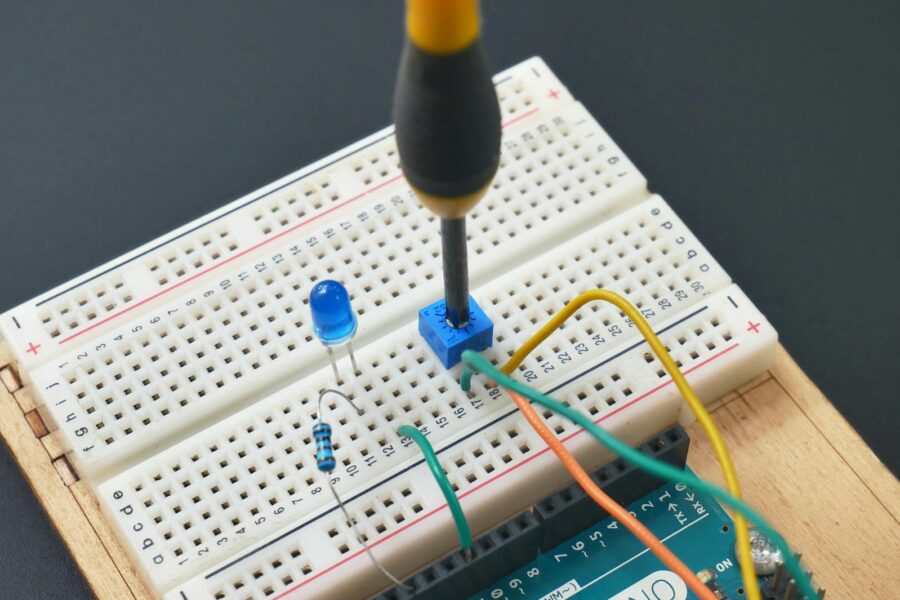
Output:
top-left (497, 289), bottom-right (761, 600)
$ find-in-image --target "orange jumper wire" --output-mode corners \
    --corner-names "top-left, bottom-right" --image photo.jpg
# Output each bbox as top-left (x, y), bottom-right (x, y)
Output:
top-left (506, 390), bottom-right (716, 600)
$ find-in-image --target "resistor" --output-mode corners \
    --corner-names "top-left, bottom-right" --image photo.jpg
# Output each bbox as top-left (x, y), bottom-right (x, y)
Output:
top-left (308, 389), bottom-right (409, 590)
top-left (312, 389), bottom-right (362, 474)
top-left (313, 422), bottom-right (336, 473)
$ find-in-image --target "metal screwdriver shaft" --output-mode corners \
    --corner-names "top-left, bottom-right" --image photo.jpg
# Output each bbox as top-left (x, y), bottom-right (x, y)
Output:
top-left (441, 218), bottom-right (469, 327)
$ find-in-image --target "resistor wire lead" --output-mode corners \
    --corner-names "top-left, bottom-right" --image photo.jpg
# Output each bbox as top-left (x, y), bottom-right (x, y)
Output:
top-left (313, 389), bottom-right (411, 590)
top-left (327, 479), bottom-right (410, 590)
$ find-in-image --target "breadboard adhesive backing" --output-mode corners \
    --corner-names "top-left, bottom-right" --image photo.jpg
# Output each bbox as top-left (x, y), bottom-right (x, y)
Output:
top-left (0, 57), bottom-right (777, 600)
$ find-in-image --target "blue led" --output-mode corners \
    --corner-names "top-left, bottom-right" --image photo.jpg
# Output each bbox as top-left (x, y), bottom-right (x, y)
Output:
top-left (310, 280), bottom-right (358, 345)
top-left (309, 280), bottom-right (360, 383)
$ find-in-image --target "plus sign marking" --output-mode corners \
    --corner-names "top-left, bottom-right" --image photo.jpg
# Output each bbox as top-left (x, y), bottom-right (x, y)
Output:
top-left (746, 321), bottom-right (761, 334)
top-left (25, 341), bottom-right (41, 355)
top-left (548, 88), bottom-right (561, 100)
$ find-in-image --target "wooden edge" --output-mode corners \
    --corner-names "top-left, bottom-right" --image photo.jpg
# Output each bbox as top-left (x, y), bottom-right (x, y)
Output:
top-left (0, 341), bottom-right (12, 371)
top-left (0, 353), bottom-right (153, 599)
top-left (690, 361), bottom-right (900, 597)
top-left (14, 385), bottom-right (40, 413)
top-left (735, 370), bottom-right (772, 396)
top-left (0, 384), bottom-right (136, 598)
top-left (71, 481), bottom-right (157, 600)
top-left (703, 390), bottom-right (738, 413)
top-left (701, 371), bottom-right (772, 415)
top-left (772, 344), bottom-right (900, 522)
top-left (25, 409), bottom-right (50, 438)
top-left (1, 365), bottom-right (21, 393)
top-left (42, 430), bottom-right (71, 460)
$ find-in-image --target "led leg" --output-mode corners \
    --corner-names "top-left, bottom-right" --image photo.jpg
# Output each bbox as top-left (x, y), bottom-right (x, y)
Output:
top-left (347, 341), bottom-right (360, 375)
top-left (326, 346), bottom-right (342, 384)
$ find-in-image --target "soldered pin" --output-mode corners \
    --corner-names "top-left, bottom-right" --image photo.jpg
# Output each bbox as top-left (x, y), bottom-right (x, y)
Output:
top-left (743, 527), bottom-right (783, 575)
top-left (771, 562), bottom-right (784, 591)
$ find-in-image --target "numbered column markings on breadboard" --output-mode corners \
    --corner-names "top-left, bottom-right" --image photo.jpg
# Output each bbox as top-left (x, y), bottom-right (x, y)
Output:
top-left (0, 57), bottom-right (573, 372)
top-left (26, 100), bottom-right (647, 478)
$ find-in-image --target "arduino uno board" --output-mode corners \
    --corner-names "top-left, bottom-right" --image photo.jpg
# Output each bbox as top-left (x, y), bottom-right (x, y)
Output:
top-left (469, 476), bottom-right (741, 600)
top-left (375, 426), bottom-right (771, 600)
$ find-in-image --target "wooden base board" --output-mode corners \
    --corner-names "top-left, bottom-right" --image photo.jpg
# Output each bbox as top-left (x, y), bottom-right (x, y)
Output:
top-left (1, 344), bottom-right (897, 599)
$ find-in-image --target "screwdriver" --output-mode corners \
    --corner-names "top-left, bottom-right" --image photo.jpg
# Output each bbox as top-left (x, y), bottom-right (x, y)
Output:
top-left (393, 0), bottom-right (501, 328)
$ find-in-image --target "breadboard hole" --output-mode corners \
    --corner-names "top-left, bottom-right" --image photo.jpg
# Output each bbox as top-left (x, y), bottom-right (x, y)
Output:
top-left (251, 140), bottom-right (402, 238)
top-left (485, 205), bottom-right (718, 376)
top-left (145, 226), bottom-right (239, 286)
top-left (211, 486), bottom-right (426, 600)
top-left (39, 276), bottom-right (134, 340)
top-left (526, 310), bottom-right (734, 439)
top-left (441, 424), bottom-right (533, 491)
top-left (213, 541), bottom-right (312, 600)
top-left (473, 116), bottom-right (626, 252)
top-left (497, 77), bottom-right (536, 116)
top-left (347, 140), bottom-right (402, 188)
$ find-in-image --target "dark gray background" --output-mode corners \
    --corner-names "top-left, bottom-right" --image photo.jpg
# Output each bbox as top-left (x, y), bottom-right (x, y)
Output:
top-left (1, 2), bottom-right (897, 597)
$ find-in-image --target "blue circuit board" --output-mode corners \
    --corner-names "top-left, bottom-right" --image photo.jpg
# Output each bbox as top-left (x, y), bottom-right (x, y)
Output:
top-left (468, 477), bottom-right (744, 600)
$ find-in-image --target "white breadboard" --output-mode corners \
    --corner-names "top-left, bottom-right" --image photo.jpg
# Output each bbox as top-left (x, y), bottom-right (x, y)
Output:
top-left (0, 57), bottom-right (776, 600)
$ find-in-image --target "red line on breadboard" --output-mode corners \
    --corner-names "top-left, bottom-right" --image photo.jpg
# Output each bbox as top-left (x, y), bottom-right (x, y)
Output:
top-left (272, 342), bottom-right (740, 599)
top-left (501, 107), bottom-right (540, 129)
top-left (56, 109), bottom-right (541, 348)
top-left (57, 174), bottom-right (403, 345)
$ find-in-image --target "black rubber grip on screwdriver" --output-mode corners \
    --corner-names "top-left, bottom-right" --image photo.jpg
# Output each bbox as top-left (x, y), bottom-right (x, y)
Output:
top-left (393, 40), bottom-right (502, 203)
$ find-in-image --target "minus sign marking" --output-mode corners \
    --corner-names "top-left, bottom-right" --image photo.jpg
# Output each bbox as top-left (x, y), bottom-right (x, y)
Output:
top-left (12, 316), bottom-right (21, 329)
top-left (532, 67), bottom-right (541, 78)
top-left (728, 295), bottom-right (738, 308)
top-left (576, 118), bottom-right (587, 125)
